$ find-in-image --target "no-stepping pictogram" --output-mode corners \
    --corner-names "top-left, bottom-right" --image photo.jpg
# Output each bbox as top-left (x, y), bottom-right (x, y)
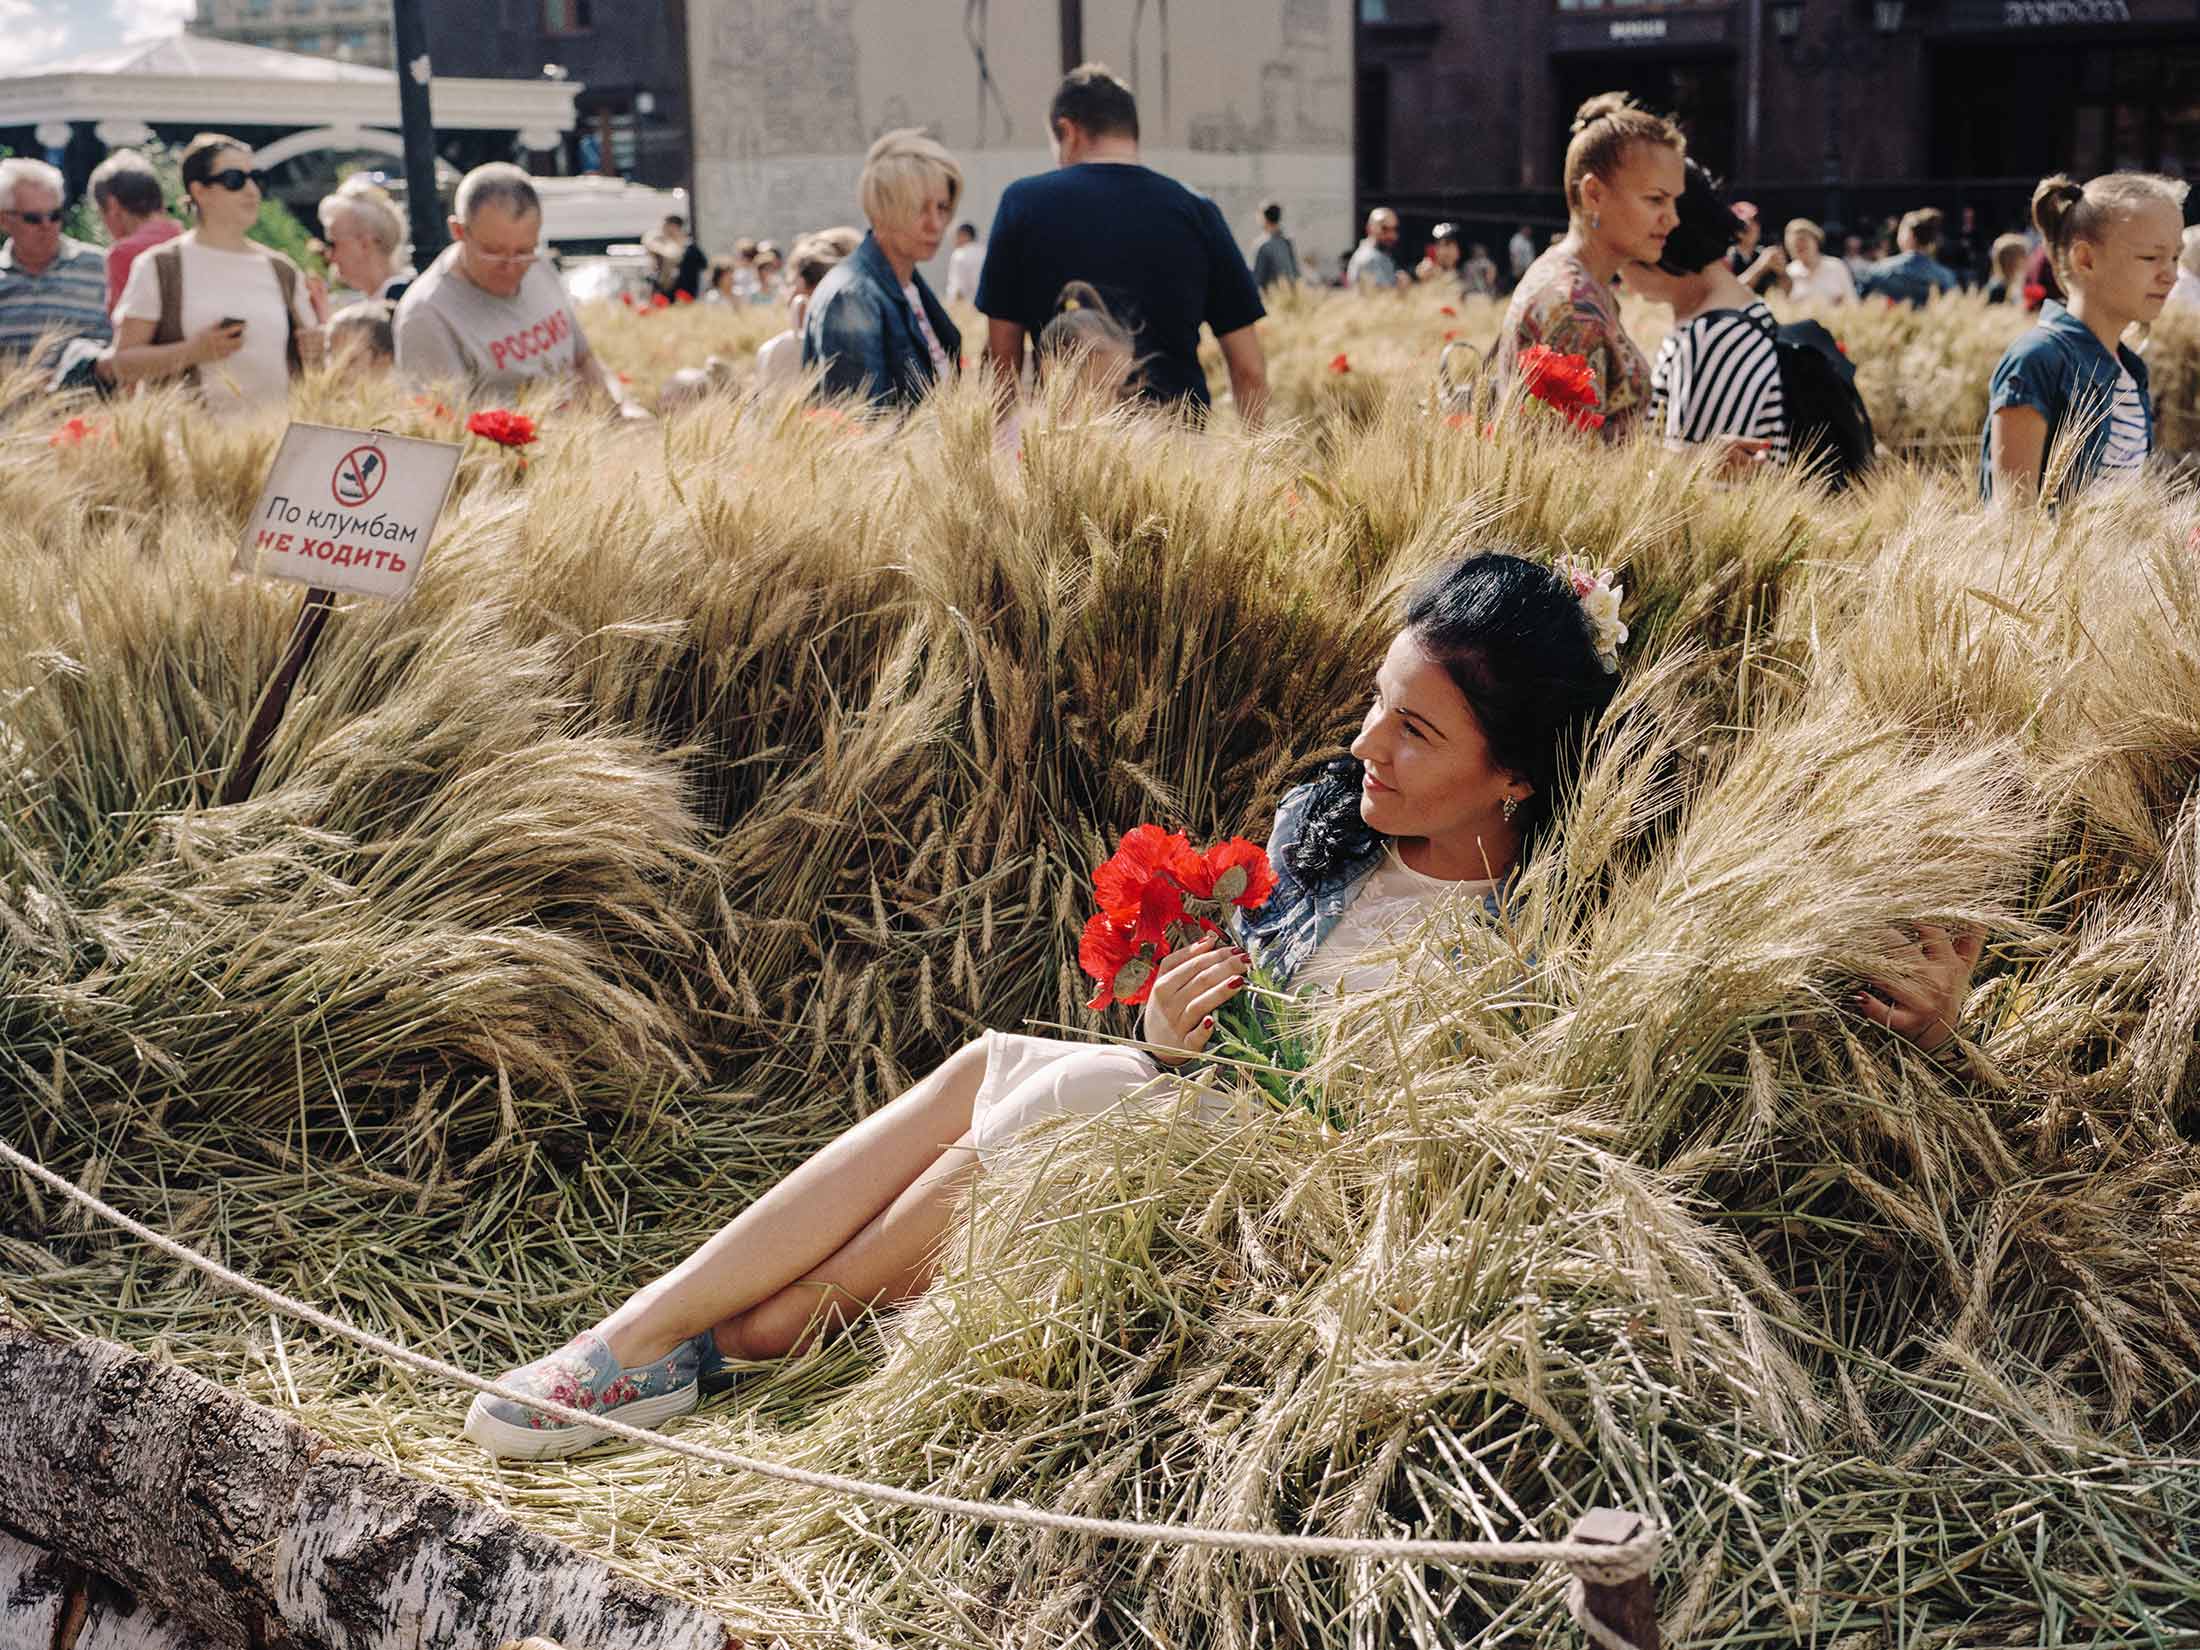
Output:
top-left (330, 444), bottom-right (388, 507)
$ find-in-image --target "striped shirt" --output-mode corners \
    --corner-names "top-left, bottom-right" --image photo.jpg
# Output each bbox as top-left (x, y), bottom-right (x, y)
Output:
top-left (2099, 365), bottom-right (2149, 480)
top-left (0, 236), bottom-right (112, 368)
top-left (1649, 301), bottom-right (1789, 460)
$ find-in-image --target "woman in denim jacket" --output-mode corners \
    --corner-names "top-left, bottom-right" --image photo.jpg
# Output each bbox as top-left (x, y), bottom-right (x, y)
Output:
top-left (464, 553), bottom-right (1979, 1459)
top-left (802, 127), bottom-right (963, 412)
top-left (1982, 171), bottom-right (2187, 505)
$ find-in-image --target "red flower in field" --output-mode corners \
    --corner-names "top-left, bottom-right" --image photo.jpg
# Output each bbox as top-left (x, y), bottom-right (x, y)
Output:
top-left (1329, 352), bottom-right (1351, 374)
top-left (621, 292), bottom-right (636, 309)
top-left (650, 292), bottom-right (671, 310)
top-left (675, 289), bottom-right (694, 304)
top-left (466, 408), bottom-right (538, 447)
top-left (1443, 329), bottom-right (1459, 341)
top-left (1440, 305), bottom-right (1458, 317)
top-left (1835, 340), bottom-right (1849, 356)
top-left (48, 416), bottom-right (99, 448)
top-left (1201, 838), bottom-right (1276, 909)
top-left (2024, 282), bottom-right (2047, 308)
top-left (410, 394), bottom-right (453, 421)
top-left (1517, 345), bottom-right (1605, 432)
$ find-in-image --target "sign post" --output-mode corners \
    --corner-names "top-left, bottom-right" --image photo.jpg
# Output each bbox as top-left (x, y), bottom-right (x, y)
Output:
top-left (219, 424), bottom-right (462, 806)
top-left (391, 0), bottom-right (446, 267)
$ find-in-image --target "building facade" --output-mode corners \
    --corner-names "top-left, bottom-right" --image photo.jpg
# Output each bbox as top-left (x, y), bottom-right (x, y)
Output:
top-left (193, 0), bottom-right (391, 66)
top-left (1361, 0), bottom-right (2200, 260)
top-left (684, 0), bottom-right (1355, 285)
top-left (191, 0), bottom-right (694, 190)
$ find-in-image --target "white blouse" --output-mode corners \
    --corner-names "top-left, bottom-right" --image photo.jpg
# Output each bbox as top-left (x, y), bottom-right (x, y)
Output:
top-left (1293, 847), bottom-right (1497, 994)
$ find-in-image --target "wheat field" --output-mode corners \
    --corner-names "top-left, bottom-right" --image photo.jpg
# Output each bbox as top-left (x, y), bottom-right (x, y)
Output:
top-left (4, 286), bottom-right (2200, 1648)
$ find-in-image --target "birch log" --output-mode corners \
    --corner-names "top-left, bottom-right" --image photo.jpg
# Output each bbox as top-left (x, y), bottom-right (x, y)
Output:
top-left (0, 1324), bottom-right (736, 1650)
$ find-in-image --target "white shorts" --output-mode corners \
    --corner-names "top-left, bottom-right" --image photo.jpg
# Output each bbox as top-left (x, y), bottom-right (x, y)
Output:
top-left (967, 1031), bottom-right (1243, 1161)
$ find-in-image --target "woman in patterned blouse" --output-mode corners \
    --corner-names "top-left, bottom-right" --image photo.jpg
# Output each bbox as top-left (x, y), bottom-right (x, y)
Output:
top-left (1497, 93), bottom-right (1685, 442)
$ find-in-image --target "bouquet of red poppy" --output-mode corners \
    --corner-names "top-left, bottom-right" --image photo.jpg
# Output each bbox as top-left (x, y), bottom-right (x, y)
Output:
top-left (1514, 345), bottom-right (1606, 433)
top-left (1079, 826), bottom-right (1325, 1118)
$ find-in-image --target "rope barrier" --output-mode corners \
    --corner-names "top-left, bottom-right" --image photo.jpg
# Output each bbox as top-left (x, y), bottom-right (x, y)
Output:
top-left (0, 1132), bottom-right (1661, 1586)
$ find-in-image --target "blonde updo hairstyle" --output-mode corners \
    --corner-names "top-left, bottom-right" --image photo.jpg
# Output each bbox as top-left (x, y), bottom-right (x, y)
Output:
top-left (1563, 92), bottom-right (1685, 222)
top-left (2031, 170), bottom-right (2191, 284)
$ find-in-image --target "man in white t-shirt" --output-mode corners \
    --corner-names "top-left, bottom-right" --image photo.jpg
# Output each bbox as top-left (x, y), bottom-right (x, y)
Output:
top-left (394, 163), bottom-right (643, 414)
top-left (943, 222), bottom-right (985, 306)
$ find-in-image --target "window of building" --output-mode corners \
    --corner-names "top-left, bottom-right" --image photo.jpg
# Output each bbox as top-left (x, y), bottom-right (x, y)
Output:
top-left (244, 0), bottom-right (272, 15)
top-left (543, 0), bottom-right (593, 34)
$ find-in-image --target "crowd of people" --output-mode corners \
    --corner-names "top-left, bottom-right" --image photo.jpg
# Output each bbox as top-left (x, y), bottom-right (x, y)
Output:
top-left (1, 69), bottom-right (2195, 496)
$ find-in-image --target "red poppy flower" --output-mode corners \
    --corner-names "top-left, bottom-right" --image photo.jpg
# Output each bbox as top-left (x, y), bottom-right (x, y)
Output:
top-left (1440, 305), bottom-right (1458, 317)
top-left (410, 394), bottom-right (453, 421)
top-left (1443, 329), bottom-right (1458, 341)
top-left (621, 292), bottom-right (636, 309)
top-left (2023, 282), bottom-right (2047, 308)
top-left (1201, 838), bottom-right (1276, 909)
top-left (1095, 825), bottom-right (1204, 945)
top-left (1516, 345), bottom-right (1605, 432)
top-left (675, 289), bottom-right (694, 304)
top-left (48, 416), bottom-right (98, 448)
top-left (1329, 352), bottom-right (1351, 374)
top-left (1080, 913), bottom-right (1162, 1010)
top-left (466, 408), bottom-right (538, 447)
top-left (650, 292), bottom-right (671, 310)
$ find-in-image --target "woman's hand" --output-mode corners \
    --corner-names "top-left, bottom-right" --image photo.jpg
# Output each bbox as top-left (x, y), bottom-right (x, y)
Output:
top-left (1710, 435), bottom-right (1774, 475)
top-left (1859, 924), bottom-right (1982, 1055)
top-left (1140, 934), bottom-right (1249, 1065)
top-left (191, 319), bottom-right (246, 366)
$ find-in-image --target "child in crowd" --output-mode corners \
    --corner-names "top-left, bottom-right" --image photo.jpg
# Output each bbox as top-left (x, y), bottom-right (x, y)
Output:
top-left (1982, 171), bottom-right (2187, 505)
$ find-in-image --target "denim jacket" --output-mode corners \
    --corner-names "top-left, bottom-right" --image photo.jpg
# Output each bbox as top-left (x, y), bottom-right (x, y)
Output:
top-left (1978, 299), bottom-right (2152, 503)
top-left (1234, 778), bottom-right (1506, 988)
top-left (1858, 251), bottom-right (1960, 309)
top-left (801, 231), bottom-right (961, 410)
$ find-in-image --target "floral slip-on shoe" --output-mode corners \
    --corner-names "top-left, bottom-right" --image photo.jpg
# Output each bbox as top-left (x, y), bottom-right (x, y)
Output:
top-left (463, 1329), bottom-right (702, 1461)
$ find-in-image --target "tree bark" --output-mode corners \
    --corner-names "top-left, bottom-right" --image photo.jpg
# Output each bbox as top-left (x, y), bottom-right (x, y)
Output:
top-left (0, 1323), bottom-right (736, 1650)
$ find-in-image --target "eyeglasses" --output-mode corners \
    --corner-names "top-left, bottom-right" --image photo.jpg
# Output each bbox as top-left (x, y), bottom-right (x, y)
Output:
top-left (204, 168), bottom-right (270, 193)
top-left (465, 245), bottom-right (540, 268)
top-left (4, 210), bottom-right (64, 226)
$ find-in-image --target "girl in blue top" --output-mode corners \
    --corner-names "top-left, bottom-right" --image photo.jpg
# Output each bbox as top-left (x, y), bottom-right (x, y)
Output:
top-left (1983, 171), bottom-right (2188, 505)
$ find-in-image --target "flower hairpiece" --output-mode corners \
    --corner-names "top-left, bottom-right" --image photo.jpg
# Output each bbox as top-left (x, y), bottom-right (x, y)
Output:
top-left (1556, 554), bottom-right (1627, 673)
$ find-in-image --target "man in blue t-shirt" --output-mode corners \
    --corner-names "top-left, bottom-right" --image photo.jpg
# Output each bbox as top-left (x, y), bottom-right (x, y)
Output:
top-left (976, 63), bottom-right (1269, 427)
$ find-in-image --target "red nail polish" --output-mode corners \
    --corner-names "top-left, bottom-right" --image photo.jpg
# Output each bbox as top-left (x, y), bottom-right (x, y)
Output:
top-left (1228, 976), bottom-right (1244, 987)
top-left (1201, 1016), bottom-right (1214, 1029)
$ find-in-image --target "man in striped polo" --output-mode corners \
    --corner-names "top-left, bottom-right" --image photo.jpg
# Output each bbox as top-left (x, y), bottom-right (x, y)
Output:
top-left (0, 159), bottom-right (111, 371)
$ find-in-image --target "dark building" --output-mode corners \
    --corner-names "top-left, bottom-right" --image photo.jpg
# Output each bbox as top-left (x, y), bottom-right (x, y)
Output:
top-left (1359, 0), bottom-right (2200, 259)
top-left (425, 1), bottom-right (694, 192)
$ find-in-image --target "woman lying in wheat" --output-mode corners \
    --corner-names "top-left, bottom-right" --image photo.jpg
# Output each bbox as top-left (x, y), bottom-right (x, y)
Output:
top-left (464, 551), bottom-right (1978, 1459)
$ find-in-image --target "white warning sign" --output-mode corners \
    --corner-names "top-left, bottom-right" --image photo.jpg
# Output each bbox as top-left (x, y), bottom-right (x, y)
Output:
top-left (234, 422), bottom-right (463, 603)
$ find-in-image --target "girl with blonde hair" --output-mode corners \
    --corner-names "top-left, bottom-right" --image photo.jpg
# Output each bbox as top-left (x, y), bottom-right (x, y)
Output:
top-left (1982, 170), bottom-right (2187, 503)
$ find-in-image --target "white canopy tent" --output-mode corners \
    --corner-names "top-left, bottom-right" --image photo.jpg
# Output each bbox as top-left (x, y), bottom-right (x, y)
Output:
top-left (0, 34), bottom-right (579, 171)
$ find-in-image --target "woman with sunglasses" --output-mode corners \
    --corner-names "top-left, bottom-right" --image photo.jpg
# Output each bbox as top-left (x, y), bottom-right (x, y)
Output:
top-left (109, 132), bottom-right (321, 414)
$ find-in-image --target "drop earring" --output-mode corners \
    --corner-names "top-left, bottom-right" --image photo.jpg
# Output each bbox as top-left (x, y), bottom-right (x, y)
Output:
top-left (1588, 210), bottom-right (1601, 232)
top-left (1501, 796), bottom-right (1520, 824)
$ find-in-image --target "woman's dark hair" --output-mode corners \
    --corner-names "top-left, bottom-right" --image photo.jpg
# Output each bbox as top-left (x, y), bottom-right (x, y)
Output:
top-left (1656, 159), bottom-right (1744, 277)
top-left (1290, 552), bottom-right (1619, 883)
top-left (178, 132), bottom-right (249, 202)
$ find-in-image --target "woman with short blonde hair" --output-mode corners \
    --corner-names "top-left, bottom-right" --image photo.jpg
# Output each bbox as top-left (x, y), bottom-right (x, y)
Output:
top-left (802, 128), bottom-right (964, 409)
top-left (317, 178), bottom-right (414, 302)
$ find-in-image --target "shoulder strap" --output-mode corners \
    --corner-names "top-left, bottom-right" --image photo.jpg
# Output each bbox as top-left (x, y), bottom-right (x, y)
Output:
top-left (148, 241), bottom-right (198, 390)
top-left (267, 251), bottom-right (303, 374)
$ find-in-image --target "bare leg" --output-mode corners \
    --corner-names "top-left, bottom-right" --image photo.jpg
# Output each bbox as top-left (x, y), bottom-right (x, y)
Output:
top-left (719, 1130), bottom-right (982, 1360)
top-left (598, 1038), bottom-right (990, 1366)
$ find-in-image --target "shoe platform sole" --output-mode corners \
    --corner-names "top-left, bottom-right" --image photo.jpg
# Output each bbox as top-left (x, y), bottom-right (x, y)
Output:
top-left (462, 1380), bottom-right (699, 1461)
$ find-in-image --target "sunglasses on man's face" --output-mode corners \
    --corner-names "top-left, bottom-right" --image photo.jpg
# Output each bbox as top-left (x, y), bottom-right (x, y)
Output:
top-left (205, 168), bottom-right (270, 193)
top-left (5, 210), bottom-right (64, 226)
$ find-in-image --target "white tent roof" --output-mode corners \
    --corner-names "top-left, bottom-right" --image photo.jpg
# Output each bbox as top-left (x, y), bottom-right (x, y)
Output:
top-left (0, 32), bottom-right (578, 139)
